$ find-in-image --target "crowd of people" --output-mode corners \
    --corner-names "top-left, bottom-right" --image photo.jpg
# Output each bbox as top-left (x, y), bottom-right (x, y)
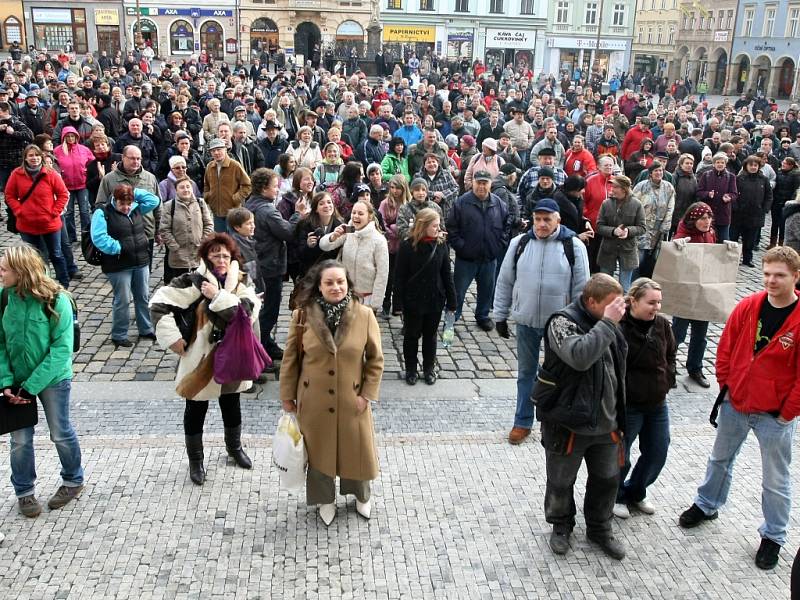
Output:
top-left (0, 47), bottom-right (798, 587)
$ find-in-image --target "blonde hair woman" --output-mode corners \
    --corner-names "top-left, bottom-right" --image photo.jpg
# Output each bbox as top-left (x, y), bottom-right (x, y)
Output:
top-left (0, 244), bottom-right (84, 519)
top-left (394, 207), bottom-right (456, 385)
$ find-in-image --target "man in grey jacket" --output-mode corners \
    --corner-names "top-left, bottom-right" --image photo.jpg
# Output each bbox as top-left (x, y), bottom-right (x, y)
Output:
top-left (493, 199), bottom-right (590, 445)
top-left (537, 274), bottom-right (627, 560)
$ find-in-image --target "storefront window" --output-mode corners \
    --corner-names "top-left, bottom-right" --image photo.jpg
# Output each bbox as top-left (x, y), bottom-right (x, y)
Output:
top-left (4, 17), bottom-right (21, 46)
top-left (170, 20), bottom-right (194, 54)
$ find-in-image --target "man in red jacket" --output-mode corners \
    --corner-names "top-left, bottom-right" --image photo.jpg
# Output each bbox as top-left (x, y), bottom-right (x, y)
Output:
top-left (679, 247), bottom-right (800, 571)
top-left (620, 117), bottom-right (653, 161)
top-left (564, 135), bottom-right (597, 178)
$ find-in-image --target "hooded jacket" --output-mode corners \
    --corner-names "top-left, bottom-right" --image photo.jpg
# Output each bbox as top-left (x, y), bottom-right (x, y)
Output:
top-left (53, 126), bottom-right (94, 190)
top-left (4, 166), bottom-right (69, 235)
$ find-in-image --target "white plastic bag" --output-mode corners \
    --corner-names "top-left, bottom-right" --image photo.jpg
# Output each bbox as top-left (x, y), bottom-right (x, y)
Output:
top-left (272, 413), bottom-right (307, 492)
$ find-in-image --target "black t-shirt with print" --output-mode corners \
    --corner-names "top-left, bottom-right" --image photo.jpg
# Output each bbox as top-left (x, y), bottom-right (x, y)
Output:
top-left (754, 298), bottom-right (798, 354)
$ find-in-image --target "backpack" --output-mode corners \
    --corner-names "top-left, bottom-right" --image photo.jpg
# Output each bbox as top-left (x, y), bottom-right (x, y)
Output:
top-left (513, 232), bottom-right (575, 272)
top-left (81, 204), bottom-right (108, 266)
top-left (0, 288), bottom-right (80, 352)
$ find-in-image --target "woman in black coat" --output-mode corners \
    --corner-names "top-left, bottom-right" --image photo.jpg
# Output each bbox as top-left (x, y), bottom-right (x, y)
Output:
top-left (670, 155), bottom-right (697, 236)
top-left (614, 277), bottom-right (676, 519)
top-left (771, 157), bottom-right (800, 246)
top-left (294, 191), bottom-right (343, 280)
top-left (733, 156), bottom-right (773, 267)
top-left (394, 207), bottom-right (456, 386)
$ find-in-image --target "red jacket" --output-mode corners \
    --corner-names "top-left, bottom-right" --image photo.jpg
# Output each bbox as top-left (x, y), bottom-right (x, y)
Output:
top-left (564, 148), bottom-right (597, 178)
top-left (5, 166), bottom-right (69, 235)
top-left (716, 290), bottom-right (800, 420)
top-left (675, 221), bottom-right (716, 243)
top-left (621, 127), bottom-right (653, 161)
top-left (583, 171), bottom-right (612, 228)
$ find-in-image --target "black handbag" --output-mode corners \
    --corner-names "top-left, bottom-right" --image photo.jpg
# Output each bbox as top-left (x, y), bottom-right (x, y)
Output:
top-left (0, 393), bottom-right (37, 435)
top-left (7, 171), bottom-right (46, 234)
top-left (81, 205), bottom-right (106, 266)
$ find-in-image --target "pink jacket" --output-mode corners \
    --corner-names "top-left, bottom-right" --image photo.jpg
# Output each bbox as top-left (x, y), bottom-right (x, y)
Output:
top-left (53, 126), bottom-right (94, 190)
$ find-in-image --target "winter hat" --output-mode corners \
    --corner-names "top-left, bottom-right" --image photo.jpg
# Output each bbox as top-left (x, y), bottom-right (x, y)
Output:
top-left (563, 175), bottom-right (586, 193)
top-left (461, 134), bottom-right (476, 147)
top-left (410, 178), bottom-right (429, 190)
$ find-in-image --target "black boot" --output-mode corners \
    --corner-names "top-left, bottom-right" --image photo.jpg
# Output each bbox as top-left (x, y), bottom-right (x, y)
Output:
top-left (185, 434), bottom-right (205, 485)
top-left (224, 425), bottom-right (252, 469)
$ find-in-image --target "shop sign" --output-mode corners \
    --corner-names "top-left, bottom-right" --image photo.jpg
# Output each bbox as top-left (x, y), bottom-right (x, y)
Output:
top-left (94, 9), bottom-right (119, 26)
top-left (754, 44), bottom-right (776, 52)
top-left (485, 28), bottom-right (536, 49)
top-left (713, 30), bottom-right (729, 42)
top-left (547, 36), bottom-right (628, 51)
top-left (383, 25), bottom-right (435, 43)
top-left (31, 8), bottom-right (71, 24)
top-left (125, 7), bottom-right (234, 17)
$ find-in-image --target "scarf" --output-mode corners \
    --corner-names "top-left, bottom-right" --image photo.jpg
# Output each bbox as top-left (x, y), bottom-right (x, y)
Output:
top-left (316, 290), bottom-right (352, 334)
top-left (94, 150), bottom-right (110, 161)
top-left (24, 165), bottom-right (42, 178)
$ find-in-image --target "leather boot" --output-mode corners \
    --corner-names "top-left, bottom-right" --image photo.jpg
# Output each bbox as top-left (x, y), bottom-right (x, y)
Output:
top-left (185, 434), bottom-right (205, 485)
top-left (224, 425), bottom-right (252, 469)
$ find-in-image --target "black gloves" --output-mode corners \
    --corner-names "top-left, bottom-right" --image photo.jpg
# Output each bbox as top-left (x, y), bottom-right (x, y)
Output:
top-left (496, 320), bottom-right (510, 339)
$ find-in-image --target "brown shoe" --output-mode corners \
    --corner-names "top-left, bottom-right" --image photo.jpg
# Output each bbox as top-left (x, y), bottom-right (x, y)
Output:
top-left (47, 484), bottom-right (84, 510)
top-left (508, 427), bottom-right (531, 445)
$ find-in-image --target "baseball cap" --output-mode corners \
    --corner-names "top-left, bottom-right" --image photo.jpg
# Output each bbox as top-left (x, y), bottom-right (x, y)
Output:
top-left (533, 199), bottom-right (559, 213)
top-left (208, 138), bottom-right (227, 150)
top-left (473, 170), bottom-right (493, 182)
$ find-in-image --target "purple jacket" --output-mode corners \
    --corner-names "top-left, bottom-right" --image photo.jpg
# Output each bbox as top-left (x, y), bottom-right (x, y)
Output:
top-left (697, 167), bottom-right (739, 226)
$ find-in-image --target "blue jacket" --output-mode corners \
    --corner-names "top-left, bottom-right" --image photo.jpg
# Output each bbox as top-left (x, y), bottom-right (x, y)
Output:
top-left (493, 226), bottom-right (590, 328)
top-left (446, 191), bottom-right (510, 262)
top-left (396, 125), bottom-right (423, 149)
top-left (90, 188), bottom-right (160, 256)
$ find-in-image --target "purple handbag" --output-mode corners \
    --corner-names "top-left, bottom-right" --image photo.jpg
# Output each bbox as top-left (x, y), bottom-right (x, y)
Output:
top-left (213, 304), bottom-right (272, 385)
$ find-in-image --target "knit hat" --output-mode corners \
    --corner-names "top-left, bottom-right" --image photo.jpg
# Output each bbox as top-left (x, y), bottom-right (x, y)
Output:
top-left (462, 134), bottom-right (476, 147)
top-left (410, 177), bottom-right (429, 190)
top-left (351, 183), bottom-right (371, 202)
top-left (538, 167), bottom-right (555, 179)
top-left (686, 202), bottom-right (713, 223)
top-left (563, 175), bottom-right (586, 192)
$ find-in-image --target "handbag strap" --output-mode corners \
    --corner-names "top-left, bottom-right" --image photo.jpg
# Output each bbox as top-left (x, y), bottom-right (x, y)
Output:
top-left (17, 171), bottom-right (46, 206)
top-left (406, 244), bottom-right (438, 285)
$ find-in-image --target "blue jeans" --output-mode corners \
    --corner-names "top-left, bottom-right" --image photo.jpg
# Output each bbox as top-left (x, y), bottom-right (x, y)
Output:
top-left (694, 399), bottom-right (797, 546)
top-left (618, 403), bottom-right (670, 503)
top-left (21, 229), bottom-right (70, 288)
top-left (9, 379), bottom-right (83, 498)
top-left (714, 224), bottom-right (730, 243)
top-left (515, 324), bottom-right (544, 429)
top-left (213, 215), bottom-right (229, 233)
top-left (671, 316), bottom-right (709, 373)
top-left (65, 188), bottom-right (90, 243)
top-left (106, 266), bottom-right (154, 342)
top-left (600, 261), bottom-right (634, 292)
top-left (453, 257), bottom-right (497, 323)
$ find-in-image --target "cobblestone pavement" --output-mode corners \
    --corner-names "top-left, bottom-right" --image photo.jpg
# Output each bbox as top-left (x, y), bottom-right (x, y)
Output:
top-left (0, 215), bottom-right (796, 598)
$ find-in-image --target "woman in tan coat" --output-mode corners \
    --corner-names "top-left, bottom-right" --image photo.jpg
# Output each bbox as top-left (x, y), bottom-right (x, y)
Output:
top-left (279, 260), bottom-right (384, 526)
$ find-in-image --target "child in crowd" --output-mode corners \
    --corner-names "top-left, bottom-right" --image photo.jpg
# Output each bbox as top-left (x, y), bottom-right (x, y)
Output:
top-left (227, 207), bottom-right (259, 292)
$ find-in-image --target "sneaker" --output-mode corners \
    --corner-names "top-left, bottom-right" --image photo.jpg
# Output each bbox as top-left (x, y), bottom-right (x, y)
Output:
top-left (549, 529), bottom-right (570, 555)
top-left (47, 484), bottom-right (84, 510)
top-left (755, 537), bottom-right (781, 570)
top-left (18, 495), bottom-right (42, 518)
top-left (476, 319), bottom-right (495, 332)
top-left (405, 371), bottom-right (418, 385)
top-left (112, 339), bottom-right (133, 348)
top-left (69, 270), bottom-right (83, 280)
top-left (587, 534), bottom-right (626, 560)
top-left (688, 371), bottom-right (711, 388)
top-left (679, 503), bottom-right (718, 528)
top-left (423, 369), bottom-right (437, 385)
top-left (613, 503), bottom-right (631, 519)
top-left (633, 498), bottom-right (656, 515)
top-left (139, 332), bottom-right (157, 341)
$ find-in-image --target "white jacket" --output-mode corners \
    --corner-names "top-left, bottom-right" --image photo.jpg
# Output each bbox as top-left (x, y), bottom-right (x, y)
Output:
top-left (319, 221), bottom-right (389, 310)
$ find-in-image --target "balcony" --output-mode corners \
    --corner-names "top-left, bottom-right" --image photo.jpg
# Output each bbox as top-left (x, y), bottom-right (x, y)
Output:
top-left (554, 24), bottom-right (570, 31)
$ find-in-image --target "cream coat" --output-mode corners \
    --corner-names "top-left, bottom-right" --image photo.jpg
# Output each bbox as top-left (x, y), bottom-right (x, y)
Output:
top-left (279, 301), bottom-right (384, 480)
top-left (318, 221), bottom-right (389, 310)
top-left (149, 261), bottom-right (261, 401)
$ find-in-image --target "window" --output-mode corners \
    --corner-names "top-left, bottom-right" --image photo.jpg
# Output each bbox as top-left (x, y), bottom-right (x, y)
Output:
top-left (520, 0), bottom-right (535, 13)
top-left (585, 1), bottom-right (597, 24)
top-left (727, 9), bottom-right (734, 28)
top-left (764, 6), bottom-right (776, 36)
top-left (647, 27), bottom-right (652, 43)
top-left (612, 3), bottom-right (625, 25)
top-left (657, 26), bottom-right (663, 44)
top-left (699, 14), bottom-right (705, 28)
top-left (789, 7), bottom-right (800, 37)
top-left (490, 0), bottom-right (503, 12)
top-left (717, 10), bottom-right (724, 29)
top-left (681, 13), bottom-right (687, 29)
top-left (3, 16), bottom-right (21, 45)
top-left (661, 0), bottom-right (666, 8)
top-left (743, 7), bottom-right (754, 36)
top-left (387, 0), bottom-right (402, 7)
top-left (706, 11), bottom-right (713, 29)
top-left (420, 0), bottom-right (434, 8)
top-left (556, 0), bottom-right (569, 23)
top-left (637, 26), bottom-right (643, 42)
top-left (668, 25), bottom-right (675, 44)
top-left (454, 0), bottom-right (468, 11)
top-left (170, 19), bottom-right (194, 53)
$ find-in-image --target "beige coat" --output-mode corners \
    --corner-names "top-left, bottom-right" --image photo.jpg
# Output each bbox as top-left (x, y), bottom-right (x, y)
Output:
top-left (160, 196), bottom-right (214, 268)
top-left (203, 157), bottom-right (252, 218)
top-left (279, 301), bottom-right (384, 481)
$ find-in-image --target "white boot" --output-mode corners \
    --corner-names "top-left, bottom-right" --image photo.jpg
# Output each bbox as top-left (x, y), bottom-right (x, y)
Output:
top-left (356, 498), bottom-right (372, 519)
top-left (318, 503), bottom-right (336, 526)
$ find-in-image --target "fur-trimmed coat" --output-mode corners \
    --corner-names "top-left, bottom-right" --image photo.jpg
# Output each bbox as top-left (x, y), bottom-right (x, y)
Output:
top-left (279, 301), bottom-right (384, 481)
top-left (149, 261), bottom-right (260, 400)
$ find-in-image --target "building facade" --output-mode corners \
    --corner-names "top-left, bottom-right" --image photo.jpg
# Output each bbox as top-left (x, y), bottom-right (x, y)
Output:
top-left (729, 0), bottom-right (800, 98)
top-left (240, 0), bottom-right (372, 64)
top-left (630, 0), bottom-right (679, 79)
top-left (380, 0), bottom-right (547, 74)
top-left (22, 1), bottom-right (124, 56)
top-left (543, 0), bottom-right (635, 80)
top-left (0, 1), bottom-right (25, 50)
top-left (672, 0), bottom-right (735, 94)
top-left (122, 1), bottom-right (238, 61)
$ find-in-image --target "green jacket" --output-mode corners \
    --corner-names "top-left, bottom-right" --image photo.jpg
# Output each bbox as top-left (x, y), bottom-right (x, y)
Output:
top-left (381, 153), bottom-right (410, 181)
top-left (0, 288), bottom-right (73, 394)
